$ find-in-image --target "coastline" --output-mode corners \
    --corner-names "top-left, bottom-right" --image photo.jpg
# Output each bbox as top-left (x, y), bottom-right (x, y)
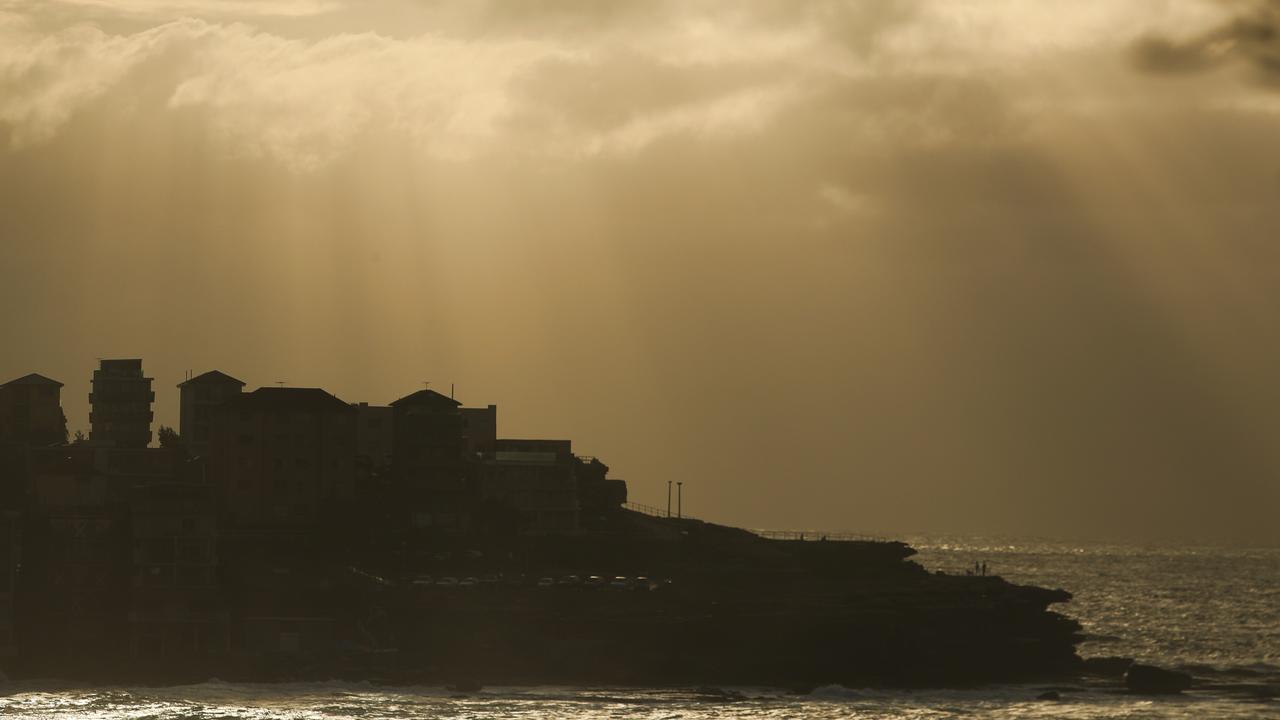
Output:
top-left (5, 513), bottom-right (1086, 690)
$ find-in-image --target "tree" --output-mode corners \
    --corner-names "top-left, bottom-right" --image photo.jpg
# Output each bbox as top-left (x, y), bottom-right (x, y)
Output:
top-left (157, 425), bottom-right (181, 449)
top-left (73, 430), bottom-right (86, 444)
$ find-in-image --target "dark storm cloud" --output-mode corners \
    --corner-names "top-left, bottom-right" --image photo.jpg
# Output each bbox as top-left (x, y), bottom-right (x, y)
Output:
top-left (1134, 0), bottom-right (1280, 83)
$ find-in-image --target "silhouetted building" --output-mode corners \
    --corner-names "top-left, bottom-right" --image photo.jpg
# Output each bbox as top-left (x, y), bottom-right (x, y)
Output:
top-left (2, 359), bottom-right (641, 675)
top-left (209, 387), bottom-right (356, 531)
top-left (353, 403), bottom-right (393, 469)
top-left (462, 404), bottom-right (497, 457)
top-left (128, 477), bottom-right (227, 664)
top-left (390, 389), bottom-right (470, 530)
top-left (479, 439), bottom-right (580, 534)
top-left (23, 445), bottom-right (131, 666)
top-left (90, 359), bottom-right (155, 448)
top-left (574, 455), bottom-right (628, 516)
top-left (0, 373), bottom-right (65, 447)
top-left (0, 510), bottom-right (19, 662)
top-left (177, 371), bottom-right (245, 458)
top-left (0, 443), bottom-right (28, 512)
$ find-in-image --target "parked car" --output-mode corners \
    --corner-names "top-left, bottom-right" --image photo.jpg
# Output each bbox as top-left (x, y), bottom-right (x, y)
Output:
top-left (632, 576), bottom-right (651, 591)
top-left (536, 577), bottom-right (556, 588)
top-left (436, 576), bottom-right (459, 587)
top-left (609, 576), bottom-right (629, 590)
top-left (584, 575), bottom-right (606, 588)
top-left (557, 575), bottom-right (581, 587)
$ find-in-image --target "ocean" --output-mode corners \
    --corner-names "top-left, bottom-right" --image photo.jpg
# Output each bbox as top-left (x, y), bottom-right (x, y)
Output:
top-left (2, 537), bottom-right (1277, 718)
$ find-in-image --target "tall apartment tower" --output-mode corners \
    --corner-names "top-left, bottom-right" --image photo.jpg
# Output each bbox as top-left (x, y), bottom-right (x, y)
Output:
top-left (89, 359), bottom-right (155, 448)
top-left (177, 370), bottom-right (245, 457)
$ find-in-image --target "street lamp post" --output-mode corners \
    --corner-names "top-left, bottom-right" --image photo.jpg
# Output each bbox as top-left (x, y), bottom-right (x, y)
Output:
top-left (677, 482), bottom-right (683, 519)
top-left (667, 481), bottom-right (672, 518)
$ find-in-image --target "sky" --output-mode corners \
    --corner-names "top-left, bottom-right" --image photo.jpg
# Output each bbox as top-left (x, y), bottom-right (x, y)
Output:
top-left (3, 0), bottom-right (1280, 544)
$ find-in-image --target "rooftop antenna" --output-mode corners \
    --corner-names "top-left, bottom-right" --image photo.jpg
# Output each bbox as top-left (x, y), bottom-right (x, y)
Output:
top-left (275, 381), bottom-right (286, 388)
top-left (423, 381), bottom-right (430, 390)
top-left (451, 383), bottom-right (455, 399)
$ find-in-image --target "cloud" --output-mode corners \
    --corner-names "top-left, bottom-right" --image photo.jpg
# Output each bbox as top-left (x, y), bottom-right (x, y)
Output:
top-left (0, 16), bottom-right (187, 147)
top-left (0, 2), bottom-right (895, 168)
top-left (5, 0), bottom-right (339, 18)
top-left (1133, 0), bottom-right (1280, 84)
top-left (0, 1), bottom-right (1236, 170)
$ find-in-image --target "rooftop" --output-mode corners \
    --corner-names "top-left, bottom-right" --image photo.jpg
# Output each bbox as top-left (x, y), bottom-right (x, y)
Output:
top-left (390, 389), bottom-right (461, 408)
top-left (1, 373), bottom-right (63, 388)
top-left (227, 387), bottom-right (352, 413)
top-left (178, 370), bottom-right (246, 388)
top-left (95, 359), bottom-right (148, 378)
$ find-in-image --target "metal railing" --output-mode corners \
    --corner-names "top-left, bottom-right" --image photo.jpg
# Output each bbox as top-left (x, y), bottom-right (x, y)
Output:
top-left (623, 501), bottom-right (693, 520)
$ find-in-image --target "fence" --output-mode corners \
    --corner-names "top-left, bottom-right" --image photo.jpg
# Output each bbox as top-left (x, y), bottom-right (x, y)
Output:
top-left (623, 501), bottom-right (694, 520)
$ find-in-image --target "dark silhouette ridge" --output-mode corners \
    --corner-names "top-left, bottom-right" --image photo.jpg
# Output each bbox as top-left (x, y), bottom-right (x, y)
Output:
top-left (0, 358), bottom-right (1088, 687)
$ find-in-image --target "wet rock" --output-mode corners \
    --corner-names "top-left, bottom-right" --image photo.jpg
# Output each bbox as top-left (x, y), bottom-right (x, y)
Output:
top-left (1082, 656), bottom-right (1134, 678)
top-left (1125, 664), bottom-right (1192, 694)
top-left (1035, 690), bottom-right (1061, 701)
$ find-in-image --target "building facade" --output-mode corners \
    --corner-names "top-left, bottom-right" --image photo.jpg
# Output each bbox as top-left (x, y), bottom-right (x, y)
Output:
top-left (461, 404), bottom-right (497, 457)
top-left (353, 403), bottom-right (394, 470)
top-left (90, 359), bottom-right (155, 448)
top-left (480, 439), bottom-right (581, 534)
top-left (209, 388), bottom-right (357, 531)
top-left (0, 373), bottom-right (65, 447)
top-left (177, 371), bottom-right (245, 458)
top-left (129, 477), bottom-right (227, 664)
top-left (22, 445), bottom-right (130, 668)
top-left (390, 390), bottom-right (471, 531)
